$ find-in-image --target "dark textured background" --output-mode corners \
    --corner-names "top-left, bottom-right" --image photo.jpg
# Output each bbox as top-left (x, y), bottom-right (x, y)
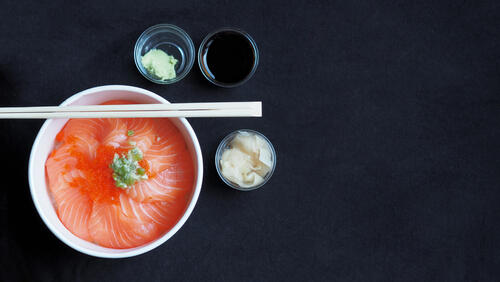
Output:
top-left (1, 0), bottom-right (500, 281)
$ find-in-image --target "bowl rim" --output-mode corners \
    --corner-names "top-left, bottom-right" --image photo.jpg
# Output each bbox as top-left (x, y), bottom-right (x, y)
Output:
top-left (197, 27), bottom-right (259, 88)
top-left (28, 85), bottom-right (203, 258)
top-left (134, 24), bottom-right (195, 85)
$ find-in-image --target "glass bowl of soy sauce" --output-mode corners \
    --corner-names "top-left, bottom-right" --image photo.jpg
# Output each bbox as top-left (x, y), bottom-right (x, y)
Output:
top-left (198, 28), bottom-right (259, 87)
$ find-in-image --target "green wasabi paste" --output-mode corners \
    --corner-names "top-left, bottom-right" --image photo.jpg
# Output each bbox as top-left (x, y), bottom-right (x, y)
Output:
top-left (141, 49), bottom-right (178, 80)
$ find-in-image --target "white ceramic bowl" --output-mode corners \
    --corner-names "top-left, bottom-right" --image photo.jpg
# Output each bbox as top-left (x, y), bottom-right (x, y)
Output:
top-left (28, 85), bottom-right (203, 258)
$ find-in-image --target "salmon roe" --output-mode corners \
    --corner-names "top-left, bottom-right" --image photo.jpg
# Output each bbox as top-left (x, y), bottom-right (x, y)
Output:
top-left (68, 144), bottom-right (132, 204)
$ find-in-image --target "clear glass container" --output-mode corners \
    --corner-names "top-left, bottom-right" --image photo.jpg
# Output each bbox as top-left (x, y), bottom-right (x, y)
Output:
top-left (215, 129), bottom-right (276, 191)
top-left (134, 24), bottom-right (195, 84)
top-left (198, 27), bottom-right (259, 88)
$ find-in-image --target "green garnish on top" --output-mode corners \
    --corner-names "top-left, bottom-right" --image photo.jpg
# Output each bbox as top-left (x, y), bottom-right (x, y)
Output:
top-left (127, 130), bottom-right (135, 137)
top-left (110, 147), bottom-right (147, 189)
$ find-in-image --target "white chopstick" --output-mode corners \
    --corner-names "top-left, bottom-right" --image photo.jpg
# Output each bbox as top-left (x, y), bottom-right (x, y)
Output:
top-left (0, 102), bottom-right (262, 119)
top-left (0, 102), bottom-right (261, 113)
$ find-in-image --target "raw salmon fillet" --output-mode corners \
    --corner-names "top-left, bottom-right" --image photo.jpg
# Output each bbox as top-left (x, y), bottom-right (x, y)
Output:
top-left (45, 100), bottom-right (194, 249)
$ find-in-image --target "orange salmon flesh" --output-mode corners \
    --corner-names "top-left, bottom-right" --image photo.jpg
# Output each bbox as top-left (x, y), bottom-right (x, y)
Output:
top-left (45, 100), bottom-right (194, 249)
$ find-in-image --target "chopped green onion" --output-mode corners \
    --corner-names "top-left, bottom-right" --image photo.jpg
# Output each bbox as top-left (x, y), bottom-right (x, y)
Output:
top-left (129, 147), bottom-right (143, 161)
top-left (110, 147), bottom-right (147, 189)
top-left (127, 130), bottom-right (135, 136)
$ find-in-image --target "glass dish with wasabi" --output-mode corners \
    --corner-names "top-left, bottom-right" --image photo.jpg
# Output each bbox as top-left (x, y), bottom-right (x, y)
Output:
top-left (134, 24), bottom-right (195, 84)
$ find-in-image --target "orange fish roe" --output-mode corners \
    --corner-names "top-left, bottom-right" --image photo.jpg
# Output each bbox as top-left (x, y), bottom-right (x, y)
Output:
top-left (68, 144), bottom-right (134, 205)
top-left (138, 158), bottom-right (151, 178)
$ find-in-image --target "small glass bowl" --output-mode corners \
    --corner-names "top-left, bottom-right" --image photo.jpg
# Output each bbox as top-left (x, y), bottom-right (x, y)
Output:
top-left (215, 129), bottom-right (276, 191)
top-left (198, 27), bottom-right (259, 88)
top-left (134, 24), bottom-right (195, 84)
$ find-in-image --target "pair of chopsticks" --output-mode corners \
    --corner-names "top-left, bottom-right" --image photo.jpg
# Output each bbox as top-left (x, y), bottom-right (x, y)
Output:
top-left (0, 102), bottom-right (262, 119)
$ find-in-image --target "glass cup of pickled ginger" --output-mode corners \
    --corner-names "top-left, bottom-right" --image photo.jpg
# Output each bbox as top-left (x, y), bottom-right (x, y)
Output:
top-left (215, 129), bottom-right (276, 191)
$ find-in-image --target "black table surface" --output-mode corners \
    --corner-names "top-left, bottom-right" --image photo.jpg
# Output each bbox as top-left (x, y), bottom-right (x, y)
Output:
top-left (1, 0), bottom-right (500, 281)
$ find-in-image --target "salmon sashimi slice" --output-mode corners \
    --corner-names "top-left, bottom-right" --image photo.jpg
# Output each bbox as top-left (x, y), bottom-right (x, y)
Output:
top-left (52, 182), bottom-right (93, 241)
top-left (55, 119), bottom-right (105, 159)
top-left (126, 158), bottom-right (193, 203)
top-left (88, 202), bottom-right (161, 249)
top-left (66, 135), bottom-right (100, 160)
top-left (119, 194), bottom-right (183, 228)
top-left (45, 144), bottom-right (80, 187)
top-left (123, 118), bottom-right (156, 153)
top-left (56, 119), bottom-right (106, 143)
top-left (101, 118), bottom-right (128, 148)
top-left (46, 145), bottom-right (92, 241)
top-left (142, 132), bottom-right (189, 176)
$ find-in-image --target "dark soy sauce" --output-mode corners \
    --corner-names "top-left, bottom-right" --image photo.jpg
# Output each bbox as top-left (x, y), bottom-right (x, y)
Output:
top-left (201, 31), bottom-right (255, 84)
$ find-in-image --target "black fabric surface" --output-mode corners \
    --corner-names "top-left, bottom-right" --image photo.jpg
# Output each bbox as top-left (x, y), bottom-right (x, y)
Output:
top-left (1, 0), bottom-right (500, 281)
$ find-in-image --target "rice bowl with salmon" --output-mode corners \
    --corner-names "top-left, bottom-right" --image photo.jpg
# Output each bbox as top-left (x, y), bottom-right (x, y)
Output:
top-left (29, 86), bottom-right (203, 258)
